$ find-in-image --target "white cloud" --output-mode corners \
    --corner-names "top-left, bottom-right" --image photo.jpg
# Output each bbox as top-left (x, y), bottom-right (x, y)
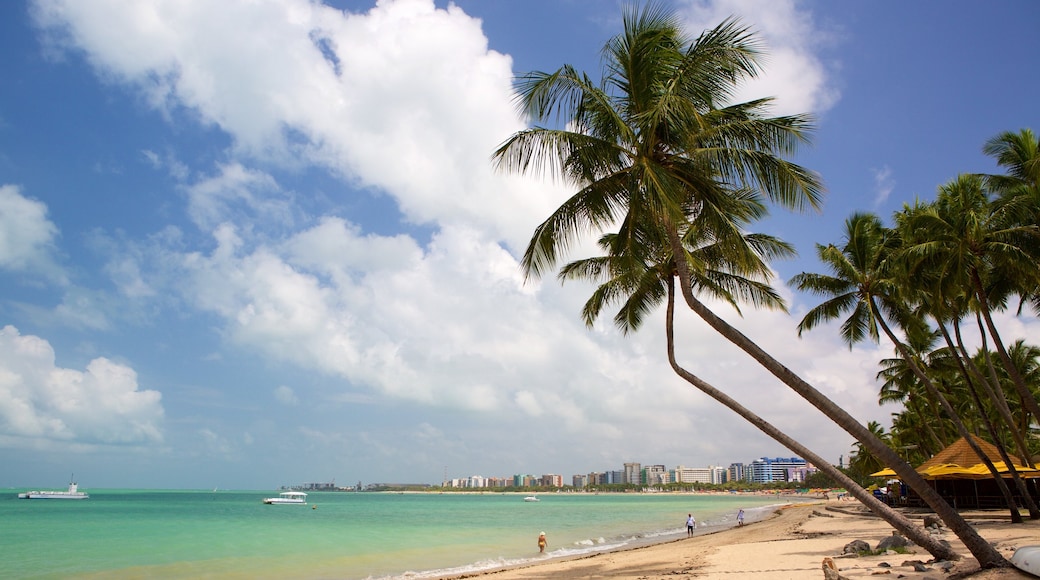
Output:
top-left (872, 165), bottom-right (895, 208)
top-left (0, 184), bottom-right (66, 283)
top-left (677, 0), bottom-right (840, 116)
top-left (31, 0), bottom-right (563, 252)
top-left (24, 0), bottom-right (959, 478)
top-left (0, 325), bottom-right (164, 448)
top-left (184, 162), bottom-right (295, 232)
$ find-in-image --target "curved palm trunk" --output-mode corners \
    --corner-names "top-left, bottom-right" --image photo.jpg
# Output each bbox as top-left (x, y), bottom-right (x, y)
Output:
top-left (866, 301), bottom-right (1023, 523)
top-left (905, 394), bottom-right (943, 456)
top-left (662, 280), bottom-right (961, 561)
top-left (971, 269), bottom-right (1040, 427)
top-left (945, 319), bottom-right (1040, 518)
top-left (663, 223), bottom-right (1007, 567)
top-left (968, 314), bottom-right (1037, 470)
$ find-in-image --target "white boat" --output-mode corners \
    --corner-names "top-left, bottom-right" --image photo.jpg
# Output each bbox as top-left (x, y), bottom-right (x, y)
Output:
top-left (523, 494), bottom-right (539, 502)
top-left (262, 491), bottom-right (308, 505)
top-left (18, 478), bottom-right (89, 500)
top-left (1012, 545), bottom-right (1040, 577)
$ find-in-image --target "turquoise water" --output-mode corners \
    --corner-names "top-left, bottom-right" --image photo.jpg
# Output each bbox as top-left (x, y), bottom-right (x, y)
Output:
top-left (0, 490), bottom-right (789, 579)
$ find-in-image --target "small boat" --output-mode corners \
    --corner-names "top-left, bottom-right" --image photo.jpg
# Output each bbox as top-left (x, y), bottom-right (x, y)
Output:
top-left (1012, 546), bottom-right (1040, 577)
top-left (523, 494), bottom-right (539, 502)
top-left (262, 491), bottom-right (308, 505)
top-left (18, 477), bottom-right (89, 500)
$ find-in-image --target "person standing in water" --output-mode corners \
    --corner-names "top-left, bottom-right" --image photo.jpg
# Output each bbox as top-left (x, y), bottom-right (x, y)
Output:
top-left (537, 531), bottom-right (547, 553)
top-left (686, 513), bottom-right (696, 536)
top-left (737, 509), bottom-right (745, 526)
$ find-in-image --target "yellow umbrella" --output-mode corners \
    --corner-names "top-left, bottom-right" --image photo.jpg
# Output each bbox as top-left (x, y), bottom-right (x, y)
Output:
top-left (870, 467), bottom-right (897, 477)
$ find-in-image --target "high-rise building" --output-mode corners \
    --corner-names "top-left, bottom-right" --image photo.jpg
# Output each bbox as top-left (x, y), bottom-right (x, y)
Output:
top-left (644, 465), bottom-right (669, 485)
top-left (727, 463), bottom-right (746, 483)
top-left (623, 462), bottom-right (641, 485)
top-left (746, 457), bottom-right (809, 483)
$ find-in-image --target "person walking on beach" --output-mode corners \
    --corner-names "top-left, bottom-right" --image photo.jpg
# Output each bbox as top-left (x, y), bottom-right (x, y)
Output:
top-left (737, 509), bottom-right (744, 526)
top-left (537, 531), bottom-right (547, 553)
top-left (686, 513), bottom-right (696, 536)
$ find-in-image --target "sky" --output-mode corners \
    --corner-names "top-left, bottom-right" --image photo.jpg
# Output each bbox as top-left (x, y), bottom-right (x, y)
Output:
top-left (1, 0), bottom-right (1037, 491)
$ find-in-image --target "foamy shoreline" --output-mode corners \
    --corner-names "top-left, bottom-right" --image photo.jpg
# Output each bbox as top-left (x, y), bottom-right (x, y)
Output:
top-left (427, 497), bottom-right (1038, 579)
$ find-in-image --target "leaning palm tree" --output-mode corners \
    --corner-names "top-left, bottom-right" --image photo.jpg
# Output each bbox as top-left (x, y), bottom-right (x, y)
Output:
top-left (493, 2), bottom-right (1004, 567)
top-left (902, 175), bottom-right (1040, 430)
top-left (560, 203), bottom-right (959, 560)
top-left (793, 211), bottom-right (1031, 521)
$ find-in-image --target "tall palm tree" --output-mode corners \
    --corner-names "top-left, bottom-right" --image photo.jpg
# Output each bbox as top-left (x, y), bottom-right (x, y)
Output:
top-left (793, 211), bottom-right (1031, 521)
top-left (982, 128), bottom-right (1040, 319)
top-left (493, 2), bottom-right (1003, 566)
top-left (559, 205), bottom-right (959, 559)
top-left (902, 174), bottom-right (1040, 430)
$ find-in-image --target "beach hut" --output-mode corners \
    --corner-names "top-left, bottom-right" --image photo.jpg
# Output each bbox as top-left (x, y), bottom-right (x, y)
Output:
top-left (871, 435), bottom-right (1039, 509)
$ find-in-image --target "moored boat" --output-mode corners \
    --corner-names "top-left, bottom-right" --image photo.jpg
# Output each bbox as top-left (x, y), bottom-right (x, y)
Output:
top-left (262, 491), bottom-right (308, 504)
top-left (18, 478), bottom-right (89, 500)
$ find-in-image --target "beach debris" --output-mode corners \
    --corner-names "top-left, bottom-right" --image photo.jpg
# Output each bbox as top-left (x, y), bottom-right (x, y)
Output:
top-left (900, 559), bottom-right (930, 572)
top-left (876, 532), bottom-right (912, 552)
top-left (843, 540), bottom-right (871, 555)
top-left (822, 557), bottom-right (852, 580)
top-left (812, 509), bottom-right (836, 518)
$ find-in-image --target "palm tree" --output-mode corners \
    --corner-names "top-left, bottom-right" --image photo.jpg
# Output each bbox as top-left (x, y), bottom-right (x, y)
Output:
top-left (493, 2), bottom-right (1003, 566)
top-left (793, 211), bottom-right (1031, 521)
top-left (982, 128), bottom-right (1040, 322)
top-left (901, 174), bottom-right (1040, 431)
top-left (876, 330), bottom-right (949, 456)
top-left (559, 205), bottom-right (960, 559)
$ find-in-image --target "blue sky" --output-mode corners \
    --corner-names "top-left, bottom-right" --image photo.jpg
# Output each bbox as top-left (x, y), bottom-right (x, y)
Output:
top-left (1, 0), bottom-right (1037, 490)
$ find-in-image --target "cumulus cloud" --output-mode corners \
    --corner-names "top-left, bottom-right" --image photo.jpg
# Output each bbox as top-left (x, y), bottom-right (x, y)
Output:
top-left (31, 0), bottom-right (564, 252)
top-left (24, 0), bottom-right (937, 474)
top-left (677, 0), bottom-right (840, 116)
top-left (0, 184), bottom-right (66, 283)
top-left (0, 325), bottom-right (164, 448)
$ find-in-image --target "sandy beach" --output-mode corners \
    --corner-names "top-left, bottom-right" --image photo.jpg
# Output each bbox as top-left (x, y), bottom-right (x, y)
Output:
top-left (447, 498), bottom-right (1039, 579)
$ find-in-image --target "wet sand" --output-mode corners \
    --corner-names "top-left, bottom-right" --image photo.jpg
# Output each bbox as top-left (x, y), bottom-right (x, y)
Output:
top-left (441, 498), bottom-right (1038, 579)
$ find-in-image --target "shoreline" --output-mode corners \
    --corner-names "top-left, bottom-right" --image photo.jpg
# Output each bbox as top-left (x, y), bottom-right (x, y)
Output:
top-left (433, 498), bottom-right (1038, 579)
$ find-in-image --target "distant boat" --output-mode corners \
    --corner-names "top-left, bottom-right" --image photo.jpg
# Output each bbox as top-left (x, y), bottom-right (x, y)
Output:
top-left (262, 491), bottom-right (308, 505)
top-left (19, 477), bottom-right (89, 500)
top-left (523, 494), bottom-right (539, 502)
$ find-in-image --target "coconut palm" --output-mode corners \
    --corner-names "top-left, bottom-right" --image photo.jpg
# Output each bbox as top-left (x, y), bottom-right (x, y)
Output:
top-left (982, 129), bottom-right (1040, 318)
top-left (559, 205), bottom-right (959, 559)
top-left (493, 2), bottom-right (1003, 566)
top-left (793, 211), bottom-right (1030, 521)
top-left (904, 175), bottom-right (1040, 417)
top-left (876, 330), bottom-right (949, 456)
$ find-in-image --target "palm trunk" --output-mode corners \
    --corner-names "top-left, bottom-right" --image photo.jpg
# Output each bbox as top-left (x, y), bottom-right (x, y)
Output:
top-left (905, 395), bottom-right (942, 456)
top-left (663, 224), bottom-right (1007, 567)
top-left (968, 313), bottom-right (1037, 470)
top-left (868, 301), bottom-right (1023, 523)
top-left (662, 279), bottom-right (961, 561)
top-left (945, 319), bottom-right (1040, 518)
top-left (971, 269), bottom-right (1040, 427)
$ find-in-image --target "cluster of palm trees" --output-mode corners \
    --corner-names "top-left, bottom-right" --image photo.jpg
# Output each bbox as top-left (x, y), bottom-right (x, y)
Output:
top-left (492, 2), bottom-right (1037, 570)
top-left (792, 129), bottom-right (1040, 521)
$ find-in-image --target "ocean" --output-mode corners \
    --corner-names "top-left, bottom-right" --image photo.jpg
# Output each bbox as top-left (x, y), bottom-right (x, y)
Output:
top-left (0, 489), bottom-right (790, 579)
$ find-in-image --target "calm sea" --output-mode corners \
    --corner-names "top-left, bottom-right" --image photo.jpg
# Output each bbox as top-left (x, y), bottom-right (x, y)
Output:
top-left (0, 489), bottom-right (790, 579)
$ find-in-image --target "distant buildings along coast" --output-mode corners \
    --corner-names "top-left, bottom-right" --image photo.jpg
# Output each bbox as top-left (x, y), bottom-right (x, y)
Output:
top-left (444, 457), bottom-right (814, 489)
